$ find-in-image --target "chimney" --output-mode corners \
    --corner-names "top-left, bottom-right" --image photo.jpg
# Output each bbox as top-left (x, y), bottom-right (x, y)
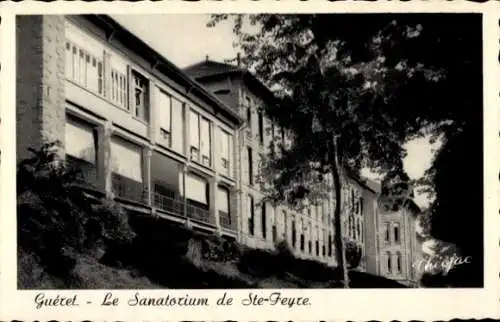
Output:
top-left (205, 55), bottom-right (209, 62)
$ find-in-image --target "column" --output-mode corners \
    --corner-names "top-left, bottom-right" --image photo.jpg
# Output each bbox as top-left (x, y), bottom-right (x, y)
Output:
top-left (142, 147), bottom-right (152, 206)
top-left (98, 120), bottom-right (113, 199)
top-left (179, 163), bottom-right (189, 222)
top-left (103, 51), bottom-right (112, 99)
top-left (210, 175), bottom-right (219, 228)
top-left (148, 81), bottom-right (157, 143)
top-left (183, 103), bottom-right (190, 158)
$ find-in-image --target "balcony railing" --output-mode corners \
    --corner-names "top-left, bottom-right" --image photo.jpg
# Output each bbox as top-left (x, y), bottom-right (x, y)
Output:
top-left (219, 210), bottom-right (234, 230)
top-left (153, 192), bottom-right (213, 225)
top-left (153, 192), bottom-right (184, 216)
top-left (112, 173), bottom-right (146, 203)
top-left (187, 203), bottom-right (212, 224)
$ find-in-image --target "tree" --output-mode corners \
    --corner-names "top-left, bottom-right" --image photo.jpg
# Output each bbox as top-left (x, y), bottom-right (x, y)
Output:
top-left (208, 13), bottom-right (482, 287)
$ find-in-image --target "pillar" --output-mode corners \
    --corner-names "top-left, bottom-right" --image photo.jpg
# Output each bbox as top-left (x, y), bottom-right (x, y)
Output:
top-left (142, 147), bottom-right (152, 205)
top-left (98, 120), bottom-right (113, 199)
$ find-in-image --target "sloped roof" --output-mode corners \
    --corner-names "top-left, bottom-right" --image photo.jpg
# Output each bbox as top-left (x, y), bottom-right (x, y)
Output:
top-left (184, 60), bottom-right (244, 79)
top-left (183, 60), bottom-right (277, 106)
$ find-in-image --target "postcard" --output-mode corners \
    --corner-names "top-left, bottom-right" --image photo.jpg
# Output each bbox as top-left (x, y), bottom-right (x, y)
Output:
top-left (0, 1), bottom-right (499, 320)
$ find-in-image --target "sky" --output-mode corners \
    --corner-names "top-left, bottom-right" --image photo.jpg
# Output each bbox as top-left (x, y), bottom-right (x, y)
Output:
top-left (112, 14), bottom-right (438, 209)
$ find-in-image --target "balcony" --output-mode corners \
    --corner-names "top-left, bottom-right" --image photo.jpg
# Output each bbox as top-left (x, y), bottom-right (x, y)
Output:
top-left (112, 173), bottom-right (146, 204)
top-left (153, 192), bottom-right (184, 217)
top-left (187, 203), bottom-right (212, 224)
top-left (219, 210), bottom-right (236, 231)
top-left (153, 191), bottom-right (213, 225)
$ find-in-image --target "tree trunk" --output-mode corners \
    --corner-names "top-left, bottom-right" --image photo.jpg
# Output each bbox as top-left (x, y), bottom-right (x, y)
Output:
top-left (329, 135), bottom-right (349, 288)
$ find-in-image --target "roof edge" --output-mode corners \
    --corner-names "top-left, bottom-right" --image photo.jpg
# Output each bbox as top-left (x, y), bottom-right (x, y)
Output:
top-left (81, 15), bottom-right (244, 127)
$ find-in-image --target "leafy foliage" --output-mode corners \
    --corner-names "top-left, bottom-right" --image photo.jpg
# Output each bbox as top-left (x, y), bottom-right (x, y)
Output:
top-left (209, 13), bottom-right (483, 287)
top-left (17, 142), bottom-right (135, 279)
top-left (345, 240), bottom-right (363, 269)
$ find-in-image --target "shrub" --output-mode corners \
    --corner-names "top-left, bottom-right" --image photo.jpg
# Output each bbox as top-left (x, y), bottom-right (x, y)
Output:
top-left (345, 239), bottom-right (363, 269)
top-left (17, 142), bottom-right (135, 280)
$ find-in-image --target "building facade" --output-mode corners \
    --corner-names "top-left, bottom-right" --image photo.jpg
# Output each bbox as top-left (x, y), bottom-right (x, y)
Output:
top-left (184, 60), bottom-right (375, 267)
top-left (372, 195), bottom-right (423, 286)
top-left (16, 15), bottom-right (244, 238)
top-left (16, 14), bottom-right (422, 283)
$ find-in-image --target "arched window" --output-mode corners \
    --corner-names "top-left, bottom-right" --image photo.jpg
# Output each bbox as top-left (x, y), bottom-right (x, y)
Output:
top-left (386, 251), bottom-right (392, 273)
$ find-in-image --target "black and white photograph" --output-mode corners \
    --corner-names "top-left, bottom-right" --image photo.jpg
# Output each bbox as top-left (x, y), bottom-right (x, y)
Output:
top-left (1, 3), bottom-right (499, 320)
top-left (14, 12), bottom-right (485, 290)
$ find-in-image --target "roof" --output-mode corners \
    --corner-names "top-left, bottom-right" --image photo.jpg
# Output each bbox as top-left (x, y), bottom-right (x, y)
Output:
top-left (183, 60), bottom-right (278, 107)
top-left (79, 15), bottom-right (244, 128)
top-left (184, 60), bottom-right (244, 79)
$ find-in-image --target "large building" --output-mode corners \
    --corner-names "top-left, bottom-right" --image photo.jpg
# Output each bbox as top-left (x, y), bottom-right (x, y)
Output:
top-left (16, 14), bottom-right (422, 282)
top-left (375, 194), bottom-right (423, 286)
top-left (17, 15), bottom-right (244, 238)
top-left (183, 59), bottom-right (378, 268)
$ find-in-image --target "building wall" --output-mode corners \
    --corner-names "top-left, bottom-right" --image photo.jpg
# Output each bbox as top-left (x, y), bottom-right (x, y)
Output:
top-left (17, 15), bottom-right (242, 238)
top-left (16, 15), bottom-right (66, 161)
top-left (205, 75), bottom-right (338, 265)
top-left (376, 203), bottom-right (421, 285)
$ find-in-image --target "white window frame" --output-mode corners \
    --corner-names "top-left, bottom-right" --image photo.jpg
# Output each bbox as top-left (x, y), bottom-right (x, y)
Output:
top-left (158, 89), bottom-right (172, 147)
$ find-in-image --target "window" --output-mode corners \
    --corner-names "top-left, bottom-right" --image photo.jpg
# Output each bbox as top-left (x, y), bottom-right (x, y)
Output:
top-left (183, 173), bottom-right (209, 206)
top-left (291, 218), bottom-right (296, 248)
top-left (247, 147), bottom-right (253, 185)
top-left (189, 110), bottom-right (211, 166)
top-left (65, 117), bottom-right (97, 165)
top-left (110, 137), bottom-right (143, 202)
top-left (315, 240), bottom-right (319, 256)
top-left (396, 252), bottom-right (402, 273)
top-left (328, 234), bottom-right (333, 257)
top-left (386, 252), bottom-right (392, 273)
top-left (272, 225), bottom-right (277, 242)
top-left (394, 223), bottom-right (400, 243)
top-left (65, 116), bottom-right (98, 185)
top-left (158, 90), bottom-right (172, 147)
top-left (217, 186), bottom-right (231, 227)
top-left (248, 195), bottom-right (255, 236)
top-left (308, 240), bottom-right (312, 254)
top-left (385, 222), bottom-right (391, 242)
top-left (356, 218), bottom-right (361, 240)
top-left (110, 138), bottom-right (142, 183)
top-left (171, 98), bottom-right (184, 153)
top-left (258, 110), bottom-right (264, 145)
top-left (65, 41), bottom-right (103, 95)
top-left (245, 96), bottom-right (252, 126)
top-left (132, 71), bottom-right (149, 121)
top-left (112, 68), bottom-right (127, 109)
top-left (189, 110), bottom-right (200, 161)
top-left (261, 202), bottom-right (267, 239)
top-left (300, 234), bottom-right (305, 252)
top-left (200, 118), bottom-right (211, 166)
top-left (219, 129), bottom-right (232, 176)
